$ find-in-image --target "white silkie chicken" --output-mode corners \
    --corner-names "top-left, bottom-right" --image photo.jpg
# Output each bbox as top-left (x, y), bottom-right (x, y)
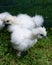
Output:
top-left (8, 25), bottom-right (47, 56)
top-left (0, 12), bottom-right (11, 30)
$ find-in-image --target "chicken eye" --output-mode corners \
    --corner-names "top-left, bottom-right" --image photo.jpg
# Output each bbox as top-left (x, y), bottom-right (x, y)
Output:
top-left (40, 34), bottom-right (43, 36)
top-left (6, 20), bottom-right (9, 23)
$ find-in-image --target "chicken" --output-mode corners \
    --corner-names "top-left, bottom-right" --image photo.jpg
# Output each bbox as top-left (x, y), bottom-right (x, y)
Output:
top-left (9, 26), bottom-right (47, 56)
top-left (0, 12), bottom-right (11, 29)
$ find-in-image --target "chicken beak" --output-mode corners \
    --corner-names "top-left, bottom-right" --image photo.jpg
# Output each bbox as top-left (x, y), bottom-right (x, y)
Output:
top-left (43, 36), bottom-right (47, 39)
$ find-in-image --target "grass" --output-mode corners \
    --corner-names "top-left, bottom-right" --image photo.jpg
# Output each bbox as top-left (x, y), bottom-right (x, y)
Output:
top-left (0, 28), bottom-right (52, 65)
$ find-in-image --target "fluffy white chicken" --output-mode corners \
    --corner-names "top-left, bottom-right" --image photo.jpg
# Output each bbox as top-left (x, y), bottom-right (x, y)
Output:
top-left (9, 26), bottom-right (47, 56)
top-left (0, 12), bottom-right (11, 30)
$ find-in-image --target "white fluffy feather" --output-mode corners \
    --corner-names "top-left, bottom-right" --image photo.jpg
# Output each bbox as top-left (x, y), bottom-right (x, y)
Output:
top-left (32, 15), bottom-right (44, 27)
top-left (16, 14), bottom-right (35, 29)
top-left (10, 26), bottom-right (47, 53)
top-left (11, 26), bottom-right (37, 51)
top-left (0, 12), bottom-right (10, 20)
